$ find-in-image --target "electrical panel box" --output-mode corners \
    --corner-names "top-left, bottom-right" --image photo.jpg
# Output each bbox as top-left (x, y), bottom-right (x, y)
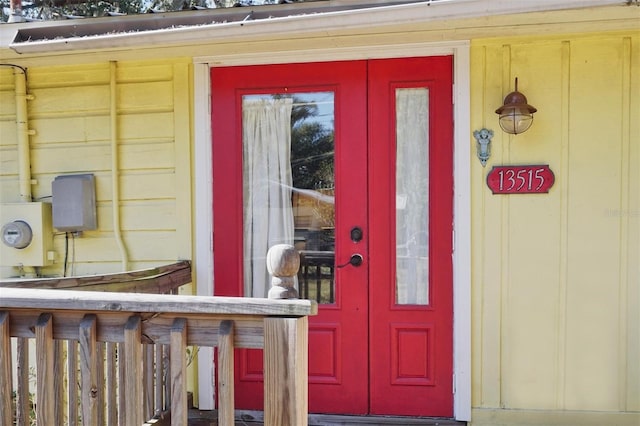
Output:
top-left (52, 174), bottom-right (97, 232)
top-left (0, 202), bottom-right (53, 267)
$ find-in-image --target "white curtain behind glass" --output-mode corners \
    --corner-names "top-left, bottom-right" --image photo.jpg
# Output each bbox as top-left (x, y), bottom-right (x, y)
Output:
top-left (242, 98), bottom-right (295, 297)
top-left (395, 88), bottom-right (429, 305)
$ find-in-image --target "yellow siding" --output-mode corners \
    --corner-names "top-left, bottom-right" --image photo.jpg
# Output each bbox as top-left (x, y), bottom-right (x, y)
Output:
top-left (471, 31), bottom-right (639, 420)
top-left (1, 8), bottom-right (638, 423)
top-left (0, 68), bottom-right (19, 201)
top-left (0, 59), bottom-right (193, 277)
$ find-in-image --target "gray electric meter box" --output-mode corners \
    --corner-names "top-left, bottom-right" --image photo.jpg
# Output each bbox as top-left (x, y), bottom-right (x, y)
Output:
top-left (0, 202), bottom-right (53, 266)
top-left (52, 174), bottom-right (97, 232)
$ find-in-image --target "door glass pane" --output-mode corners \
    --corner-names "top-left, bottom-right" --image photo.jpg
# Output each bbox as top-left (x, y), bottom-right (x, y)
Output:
top-left (395, 88), bottom-right (429, 305)
top-left (242, 92), bottom-right (336, 304)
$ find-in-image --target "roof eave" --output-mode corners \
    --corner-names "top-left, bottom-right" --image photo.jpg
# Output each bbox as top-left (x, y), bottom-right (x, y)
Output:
top-left (6, 0), bottom-right (631, 54)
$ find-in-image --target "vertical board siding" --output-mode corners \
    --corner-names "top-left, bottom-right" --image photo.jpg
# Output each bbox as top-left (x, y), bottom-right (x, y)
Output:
top-left (625, 33), bottom-right (640, 413)
top-left (471, 32), bottom-right (639, 414)
top-left (0, 60), bottom-right (192, 277)
top-left (564, 37), bottom-right (624, 411)
top-left (469, 44), bottom-right (486, 409)
top-left (503, 42), bottom-right (565, 410)
top-left (472, 43), bottom-right (504, 409)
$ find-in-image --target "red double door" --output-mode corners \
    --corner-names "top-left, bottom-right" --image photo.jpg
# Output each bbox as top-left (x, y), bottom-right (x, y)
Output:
top-left (212, 57), bottom-right (453, 417)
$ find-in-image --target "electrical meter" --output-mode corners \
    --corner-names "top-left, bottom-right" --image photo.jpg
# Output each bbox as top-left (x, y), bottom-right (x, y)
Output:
top-left (1, 220), bottom-right (33, 249)
top-left (0, 202), bottom-right (53, 266)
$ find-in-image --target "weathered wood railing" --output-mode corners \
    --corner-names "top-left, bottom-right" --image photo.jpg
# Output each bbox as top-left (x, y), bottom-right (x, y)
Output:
top-left (0, 287), bottom-right (317, 426)
top-left (0, 260), bottom-right (192, 294)
top-left (0, 261), bottom-right (193, 426)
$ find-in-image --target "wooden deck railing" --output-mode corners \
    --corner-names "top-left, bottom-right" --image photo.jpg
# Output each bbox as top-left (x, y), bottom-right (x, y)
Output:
top-left (0, 261), bottom-right (193, 426)
top-left (0, 287), bottom-right (317, 426)
top-left (0, 260), bottom-right (192, 294)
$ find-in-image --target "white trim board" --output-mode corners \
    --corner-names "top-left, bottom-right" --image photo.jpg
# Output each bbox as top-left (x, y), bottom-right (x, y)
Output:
top-left (193, 41), bottom-right (472, 421)
top-left (194, 61), bottom-right (216, 410)
top-left (471, 408), bottom-right (640, 426)
top-left (7, 0), bottom-right (626, 53)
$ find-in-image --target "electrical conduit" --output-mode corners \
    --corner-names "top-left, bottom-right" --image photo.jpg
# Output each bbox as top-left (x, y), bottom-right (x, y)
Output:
top-left (13, 66), bottom-right (37, 277)
top-left (14, 66), bottom-right (32, 203)
top-left (110, 61), bottom-right (129, 271)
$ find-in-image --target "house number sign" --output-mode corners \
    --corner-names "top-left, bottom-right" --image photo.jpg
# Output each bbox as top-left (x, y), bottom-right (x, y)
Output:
top-left (487, 165), bottom-right (555, 194)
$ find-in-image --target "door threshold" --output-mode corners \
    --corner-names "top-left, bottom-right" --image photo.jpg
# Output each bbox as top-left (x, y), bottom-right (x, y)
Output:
top-left (188, 409), bottom-right (466, 426)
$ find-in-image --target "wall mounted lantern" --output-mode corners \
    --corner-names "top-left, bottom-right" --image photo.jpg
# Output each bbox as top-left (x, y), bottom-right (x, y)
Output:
top-left (495, 78), bottom-right (537, 135)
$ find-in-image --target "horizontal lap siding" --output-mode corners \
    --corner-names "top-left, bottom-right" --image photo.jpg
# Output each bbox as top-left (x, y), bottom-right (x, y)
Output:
top-left (0, 70), bottom-right (18, 200)
top-left (471, 32), bottom-right (639, 415)
top-left (0, 60), bottom-right (192, 277)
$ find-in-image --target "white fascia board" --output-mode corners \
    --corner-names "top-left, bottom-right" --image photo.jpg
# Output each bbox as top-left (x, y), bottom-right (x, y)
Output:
top-left (7, 0), bottom-right (627, 53)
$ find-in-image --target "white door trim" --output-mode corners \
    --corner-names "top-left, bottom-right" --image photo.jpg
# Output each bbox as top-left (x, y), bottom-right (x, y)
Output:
top-left (193, 41), bottom-right (471, 421)
top-left (452, 44), bottom-right (472, 422)
top-left (194, 61), bottom-right (216, 411)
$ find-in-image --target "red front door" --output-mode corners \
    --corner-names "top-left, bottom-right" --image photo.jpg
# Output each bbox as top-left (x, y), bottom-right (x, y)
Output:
top-left (211, 56), bottom-right (453, 417)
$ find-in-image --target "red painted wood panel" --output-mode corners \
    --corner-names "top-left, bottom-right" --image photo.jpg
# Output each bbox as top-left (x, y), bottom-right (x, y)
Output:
top-left (391, 324), bottom-right (434, 385)
top-left (211, 56), bottom-right (454, 417)
top-left (368, 56), bottom-right (454, 417)
top-left (211, 61), bottom-right (369, 414)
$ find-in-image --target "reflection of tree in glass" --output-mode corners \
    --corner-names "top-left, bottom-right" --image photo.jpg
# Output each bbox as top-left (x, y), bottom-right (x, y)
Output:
top-left (289, 96), bottom-right (335, 239)
top-left (290, 98), bottom-right (334, 191)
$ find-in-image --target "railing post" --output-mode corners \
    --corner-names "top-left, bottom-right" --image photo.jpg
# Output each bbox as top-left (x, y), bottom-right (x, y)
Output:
top-left (144, 343), bottom-right (154, 420)
top-left (16, 337), bottom-right (29, 426)
top-left (96, 342), bottom-right (105, 426)
top-left (118, 342), bottom-right (126, 426)
top-left (266, 244), bottom-right (300, 299)
top-left (154, 344), bottom-right (164, 415)
top-left (79, 314), bottom-right (98, 426)
top-left (105, 342), bottom-right (117, 426)
top-left (263, 316), bottom-right (309, 426)
top-left (170, 318), bottom-right (188, 426)
top-left (35, 313), bottom-right (55, 426)
top-left (68, 341), bottom-right (79, 426)
top-left (0, 312), bottom-right (12, 426)
top-left (217, 320), bottom-right (235, 426)
top-left (124, 315), bottom-right (143, 426)
top-left (54, 340), bottom-right (65, 426)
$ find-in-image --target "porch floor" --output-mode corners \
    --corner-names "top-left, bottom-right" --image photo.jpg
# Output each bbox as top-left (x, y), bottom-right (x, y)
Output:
top-left (187, 409), bottom-right (466, 426)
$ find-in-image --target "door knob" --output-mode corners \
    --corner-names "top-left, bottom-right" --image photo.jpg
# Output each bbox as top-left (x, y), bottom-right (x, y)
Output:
top-left (349, 253), bottom-right (363, 267)
top-left (337, 253), bottom-right (364, 268)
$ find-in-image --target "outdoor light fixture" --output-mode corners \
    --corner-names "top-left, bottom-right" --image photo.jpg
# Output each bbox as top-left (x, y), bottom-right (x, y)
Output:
top-left (495, 78), bottom-right (537, 135)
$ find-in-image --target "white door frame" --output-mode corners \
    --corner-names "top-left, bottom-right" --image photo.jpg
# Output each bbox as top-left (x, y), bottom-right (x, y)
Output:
top-left (193, 41), bottom-right (471, 421)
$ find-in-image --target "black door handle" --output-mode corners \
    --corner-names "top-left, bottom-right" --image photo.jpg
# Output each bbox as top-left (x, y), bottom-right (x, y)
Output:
top-left (338, 253), bottom-right (363, 268)
top-left (349, 253), bottom-right (363, 267)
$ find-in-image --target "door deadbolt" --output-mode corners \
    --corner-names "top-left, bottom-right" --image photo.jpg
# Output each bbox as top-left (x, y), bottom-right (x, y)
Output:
top-left (350, 226), bottom-right (363, 242)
